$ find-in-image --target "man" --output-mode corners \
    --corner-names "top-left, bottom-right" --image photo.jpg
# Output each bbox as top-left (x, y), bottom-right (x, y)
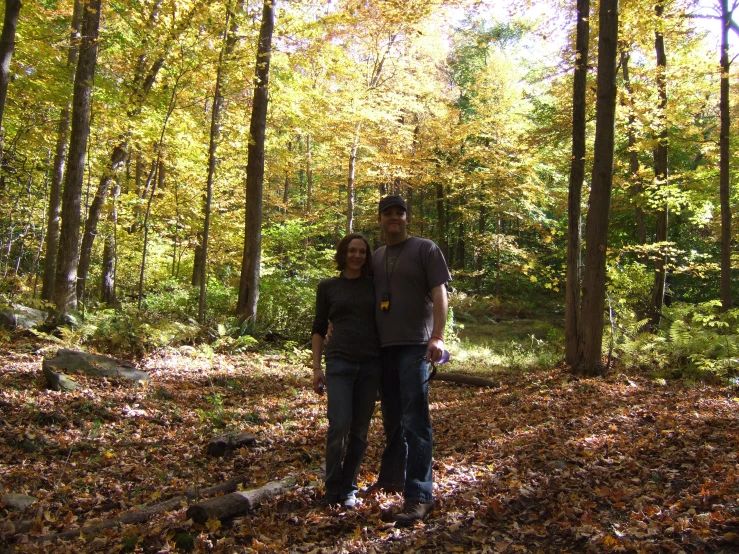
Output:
top-left (370, 195), bottom-right (451, 526)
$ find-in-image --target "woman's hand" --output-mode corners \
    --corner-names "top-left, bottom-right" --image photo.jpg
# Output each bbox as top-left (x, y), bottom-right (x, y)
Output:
top-left (312, 368), bottom-right (326, 395)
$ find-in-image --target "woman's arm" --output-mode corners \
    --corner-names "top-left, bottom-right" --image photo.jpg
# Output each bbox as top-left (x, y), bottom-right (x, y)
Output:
top-left (311, 332), bottom-right (326, 394)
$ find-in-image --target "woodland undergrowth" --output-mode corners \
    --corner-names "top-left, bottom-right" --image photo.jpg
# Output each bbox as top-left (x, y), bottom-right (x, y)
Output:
top-left (0, 330), bottom-right (737, 553)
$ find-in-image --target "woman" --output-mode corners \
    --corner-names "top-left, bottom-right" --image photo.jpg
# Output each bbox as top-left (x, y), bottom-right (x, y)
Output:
top-left (311, 233), bottom-right (380, 508)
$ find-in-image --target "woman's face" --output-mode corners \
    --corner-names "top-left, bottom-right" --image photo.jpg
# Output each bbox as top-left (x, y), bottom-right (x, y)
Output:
top-left (345, 238), bottom-right (367, 272)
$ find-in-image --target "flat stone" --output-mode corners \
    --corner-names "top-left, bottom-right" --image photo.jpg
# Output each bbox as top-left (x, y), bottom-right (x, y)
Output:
top-left (2, 493), bottom-right (37, 511)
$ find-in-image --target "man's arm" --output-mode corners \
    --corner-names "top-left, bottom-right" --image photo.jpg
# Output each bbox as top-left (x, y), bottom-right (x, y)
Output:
top-left (426, 283), bottom-right (448, 362)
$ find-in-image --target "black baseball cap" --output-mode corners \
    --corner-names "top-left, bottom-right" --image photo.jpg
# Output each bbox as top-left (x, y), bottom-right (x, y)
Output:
top-left (378, 195), bottom-right (408, 213)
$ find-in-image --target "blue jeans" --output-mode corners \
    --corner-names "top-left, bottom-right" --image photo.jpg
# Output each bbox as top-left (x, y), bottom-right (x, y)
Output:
top-left (377, 345), bottom-right (433, 503)
top-left (324, 357), bottom-right (381, 501)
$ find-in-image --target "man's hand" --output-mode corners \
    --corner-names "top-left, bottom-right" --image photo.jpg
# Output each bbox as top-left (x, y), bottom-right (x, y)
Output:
top-left (312, 368), bottom-right (326, 395)
top-left (426, 336), bottom-right (444, 363)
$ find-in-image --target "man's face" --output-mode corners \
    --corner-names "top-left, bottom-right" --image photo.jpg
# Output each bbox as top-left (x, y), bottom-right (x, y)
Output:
top-left (379, 206), bottom-right (408, 236)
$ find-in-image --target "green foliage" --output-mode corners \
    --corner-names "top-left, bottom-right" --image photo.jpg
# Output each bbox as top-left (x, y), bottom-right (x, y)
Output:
top-left (196, 391), bottom-right (227, 429)
top-left (607, 261), bottom-right (653, 319)
top-left (254, 271), bottom-right (323, 344)
top-left (612, 301), bottom-right (739, 379)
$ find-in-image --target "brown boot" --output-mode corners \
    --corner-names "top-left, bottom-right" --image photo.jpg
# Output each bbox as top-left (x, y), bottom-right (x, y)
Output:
top-left (394, 501), bottom-right (433, 526)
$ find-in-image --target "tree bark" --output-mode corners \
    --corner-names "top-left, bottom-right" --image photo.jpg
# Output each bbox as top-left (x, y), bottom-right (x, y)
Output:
top-left (186, 477), bottom-right (294, 524)
top-left (576, 0), bottom-right (619, 376)
top-left (236, 0), bottom-right (274, 322)
top-left (0, 0), bottom-right (21, 142)
top-left (650, 2), bottom-right (669, 327)
top-left (42, 0), bottom-right (82, 302)
top-left (100, 183), bottom-right (118, 306)
top-left (565, 0), bottom-right (590, 366)
top-left (52, 0), bottom-right (102, 318)
top-left (720, 0), bottom-right (733, 312)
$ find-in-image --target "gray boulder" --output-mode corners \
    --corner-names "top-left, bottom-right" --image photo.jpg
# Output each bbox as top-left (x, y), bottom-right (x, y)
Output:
top-left (0, 304), bottom-right (47, 330)
top-left (42, 349), bottom-right (150, 391)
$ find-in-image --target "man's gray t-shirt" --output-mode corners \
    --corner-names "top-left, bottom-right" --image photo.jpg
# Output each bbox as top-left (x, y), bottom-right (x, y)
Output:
top-left (373, 236), bottom-right (451, 347)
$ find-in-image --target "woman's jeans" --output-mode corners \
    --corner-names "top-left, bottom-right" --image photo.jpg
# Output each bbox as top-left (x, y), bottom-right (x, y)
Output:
top-left (376, 344), bottom-right (434, 503)
top-left (325, 357), bottom-right (381, 501)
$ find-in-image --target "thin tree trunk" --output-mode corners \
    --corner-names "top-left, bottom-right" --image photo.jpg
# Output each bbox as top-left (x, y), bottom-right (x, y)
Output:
top-left (236, 0), bottom-right (274, 322)
top-left (346, 133), bottom-right (358, 235)
top-left (720, 0), bottom-right (733, 311)
top-left (42, 0), bottom-right (82, 302)
top-left (100, 183), bottom-right (119, 306)
top-left (305, 134), bottom-right (312, 213)
top-left (76, 145), bottom-right (126, 302)
top-left (52, 0), bottom-right (102, 318)
top-left (565, 0), bottom-right (590, 366)
top-left (0, 0), bottom-right (21, 144)
top-left (577, 0), bottom-right (619, 376)
top-left (199, 5), bottom-right (240, 324)
top-left (650, 1), bottom-right (669, 327)
top-left (475, 202), bottom-right (485, 291)
top-left (455, 220), bottom-right (465, 270)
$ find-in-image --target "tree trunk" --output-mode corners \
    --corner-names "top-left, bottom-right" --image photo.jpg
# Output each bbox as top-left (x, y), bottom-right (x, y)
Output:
top-left (650, 1), bottom-right (669, 327)
top-left (100, 183), bottom-right (119, 306)
top-left (236, 0), bottom-right (274, 322)
top-left (52, 0), bottom-right (102, 318)
top-left (76, 145), bottom-right (126, 302)
top-left (720, 0), bottom-right (733, 312)
top-left (192, 233), bottom-right (203, 287)
top-left (565, 0), bottom-right (590, 366)
top-left (199, 4), bottom-right (241, 324)
top-left (0, 0), bottom-right (21, 143)
top-left (576, 0), bottom-right (619, 376)
top-left (41, 0), bottom-right (82, 302)
top-left (346, 135), bottom-right (358, 235)
top-left (455, 220), bottom-right (465, 270)
top-left (475, 202), bottom-right (486, 291)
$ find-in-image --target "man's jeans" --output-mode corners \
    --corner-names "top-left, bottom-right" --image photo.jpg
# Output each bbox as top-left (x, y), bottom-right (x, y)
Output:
top-left (325, 357), bottom-right (381, 501)
top-left (377, 345), bottom-right (433, 503)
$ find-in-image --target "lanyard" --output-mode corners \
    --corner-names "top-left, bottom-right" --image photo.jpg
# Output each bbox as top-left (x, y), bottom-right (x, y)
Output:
top-left (384, 237), bottom-right (409, 292)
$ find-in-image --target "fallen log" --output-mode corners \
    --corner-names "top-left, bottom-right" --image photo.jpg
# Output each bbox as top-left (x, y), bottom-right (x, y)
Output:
top-left (433, 372), bottom-right (497, 387)
top-left (186, 477), bottom-right (295, 524)
top-left (14, 472), bottom-right (262, 546)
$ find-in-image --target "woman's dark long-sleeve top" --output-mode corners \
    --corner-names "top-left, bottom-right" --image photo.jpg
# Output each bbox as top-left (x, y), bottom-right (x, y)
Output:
top-left (311, 275), bottom-right (380, 362)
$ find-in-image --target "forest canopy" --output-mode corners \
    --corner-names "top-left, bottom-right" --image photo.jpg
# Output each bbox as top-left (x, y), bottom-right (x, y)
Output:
top-left (0, 0), bottom-right (736, 377)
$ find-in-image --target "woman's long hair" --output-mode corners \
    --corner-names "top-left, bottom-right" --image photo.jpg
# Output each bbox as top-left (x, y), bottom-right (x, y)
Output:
top-left (335, 233), bottom-right (373, 276)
